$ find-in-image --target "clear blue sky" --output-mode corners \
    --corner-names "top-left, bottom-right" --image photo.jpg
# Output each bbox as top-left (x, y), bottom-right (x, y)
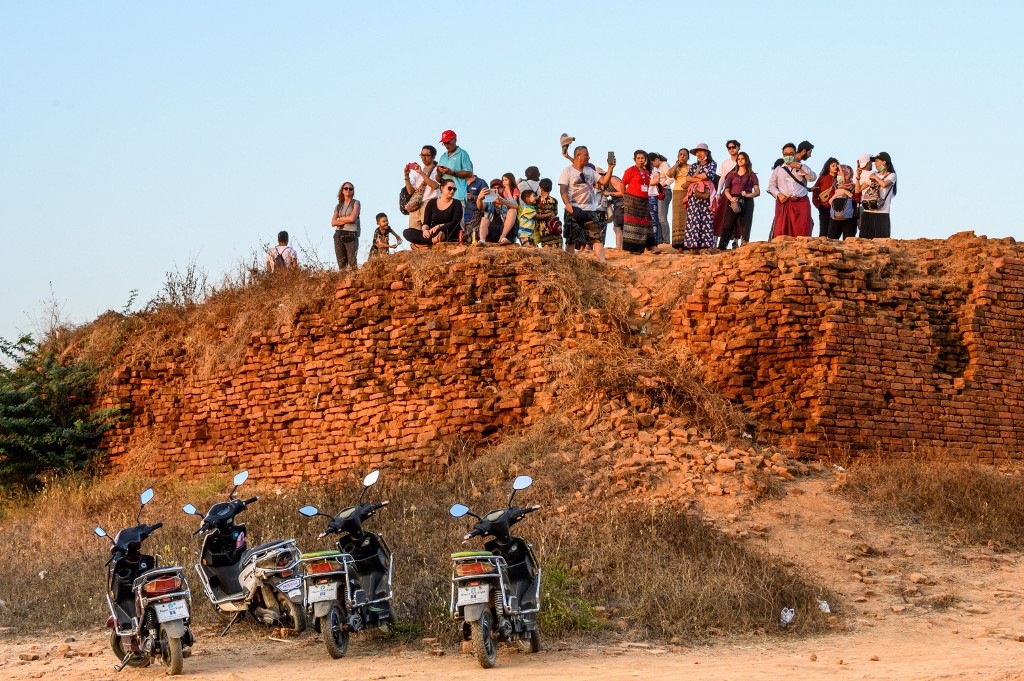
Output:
top-left (2, 2), bottom-right (1022, 345)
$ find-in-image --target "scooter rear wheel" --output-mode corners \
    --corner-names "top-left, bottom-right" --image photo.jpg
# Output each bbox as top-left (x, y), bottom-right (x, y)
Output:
top-left (470, 609), bottom-right (497, 669)
top-left (516, 628), bottom-right (541, 653)
top-left (277, 592), bottom-right (306, 633)
top-left (321, 604), bottom-right (350, 659)
top-left (160, 628), bottom-right (183, 676)
top-left (109, 630), bottom-right (149, 668)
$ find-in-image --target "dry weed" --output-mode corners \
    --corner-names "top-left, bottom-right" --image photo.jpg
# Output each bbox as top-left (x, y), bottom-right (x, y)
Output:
top-left (841, 453), bottom-right (1024, 549)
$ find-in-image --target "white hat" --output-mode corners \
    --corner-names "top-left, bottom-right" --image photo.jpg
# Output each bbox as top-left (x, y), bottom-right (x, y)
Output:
top-left (857, 154), bottom-right (871, 169)
top-left (560, 133), bottom-right (575, 148)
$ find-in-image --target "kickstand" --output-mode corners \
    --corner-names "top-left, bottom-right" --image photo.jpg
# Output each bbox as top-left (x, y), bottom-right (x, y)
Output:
top-left (219, 611), bottom-right (241, 637)
top-left (114, 652), bottom-right (134, 673)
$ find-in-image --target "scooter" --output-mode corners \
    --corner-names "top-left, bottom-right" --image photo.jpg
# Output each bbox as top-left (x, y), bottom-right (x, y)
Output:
top-left (448, 475), bottom-right (542, 668)
top-left (297, 469), bottom-right (394, 658)
top-left (94, 487), bottom-right (193, 675)
top-left (182, 471), bottom-right (305, 635)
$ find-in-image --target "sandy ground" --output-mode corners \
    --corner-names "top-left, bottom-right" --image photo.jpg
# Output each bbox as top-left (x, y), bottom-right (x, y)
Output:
top-left (4, 476), bottom-right (1024, 680)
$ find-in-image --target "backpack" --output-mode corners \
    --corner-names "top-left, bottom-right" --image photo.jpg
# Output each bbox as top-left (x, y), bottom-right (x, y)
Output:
top-left (830, 196), bottom-right (854, 221)
top-left (399, 186), bottom-right (412, 215)
top-left (272, 246), bottom-right (288, 271)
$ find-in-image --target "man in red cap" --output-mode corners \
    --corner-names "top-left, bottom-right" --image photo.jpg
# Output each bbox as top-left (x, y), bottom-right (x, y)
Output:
top-left (437, 130), bottom-right (473, 207)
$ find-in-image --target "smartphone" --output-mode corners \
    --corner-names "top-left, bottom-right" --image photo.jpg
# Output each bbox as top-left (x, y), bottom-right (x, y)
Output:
top-left (607, 151), bottom-right (616, 165)
top-left (406, 162), bottom-right (417, 170)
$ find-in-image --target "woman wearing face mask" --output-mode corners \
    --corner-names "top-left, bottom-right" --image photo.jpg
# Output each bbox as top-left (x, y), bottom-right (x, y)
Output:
top-left (668, 148), bottom-right (692, 251)
top-left (857, 152), bottom-right (897, 239)
top-left (682, 143), bottom-right (718, 250)
top-left (827, 164), bottom-right (857, 240)
top-left (620, 149), bottom-right (657, 253)
top-left (812, 157), bottom-right (840, 238)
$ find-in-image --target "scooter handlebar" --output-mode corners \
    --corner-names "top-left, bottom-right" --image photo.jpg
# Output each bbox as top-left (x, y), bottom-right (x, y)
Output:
top-left (464, 529), bottom-right (483, 540)
top-left (149, 522), bottom-right (164, 532)
top-left (242, 496), bottom-right (259, 506)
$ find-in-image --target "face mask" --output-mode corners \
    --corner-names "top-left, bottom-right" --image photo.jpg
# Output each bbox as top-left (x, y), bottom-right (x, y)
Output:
top-left (876, 163), bottom-right (887, 173)
top-left (783, 155), bottom-right (795, 164)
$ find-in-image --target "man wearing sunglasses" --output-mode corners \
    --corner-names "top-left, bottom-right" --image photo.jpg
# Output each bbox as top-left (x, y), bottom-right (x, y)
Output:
top-left (558, 146), bottom-right (615, 263)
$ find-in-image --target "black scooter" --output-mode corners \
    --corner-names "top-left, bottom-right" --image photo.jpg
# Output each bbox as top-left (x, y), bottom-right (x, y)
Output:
top-left (182, 471), bottom-right (305, 635)
top-left (298, 469), bottom-right (394, 658)
top-left (449, 475), bottom-right (542, 668)
top-left (94, 487), bottom-right (193, 675)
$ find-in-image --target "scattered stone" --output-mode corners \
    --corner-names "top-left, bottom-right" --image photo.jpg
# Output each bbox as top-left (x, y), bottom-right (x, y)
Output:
top-left (19, 653), bottom-right (40, 661)
top-left (429, 649), bottom-right (444, 657)
top-left (891, 605), bottom-right (907, 613)
top-left (870, 655), bottom-right (880, 661)
top-left (461, 641), bottom-right (472, 654)
top-left (964, 605), bottom-right (990, 615)
top-left (64, 637), bottom-right (75, 643)
top-left (809, 653), bottom-right (817, 661)
top-left (421, 637), bottom-right (438, 645)
top-left (843, 554), bottom-right (856, 562)
top-left (909, 573), bottom-right (931, 585)
top-left (715, 458), bottom-right (737, 473)
top-left (837, 528), bottom-right (856, 538)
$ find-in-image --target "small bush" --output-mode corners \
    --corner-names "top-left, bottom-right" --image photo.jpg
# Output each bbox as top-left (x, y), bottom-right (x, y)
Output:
top-left (841, 455), bottom-right (1024, 549)
top-left (0, 335), bottom-right (121, 489)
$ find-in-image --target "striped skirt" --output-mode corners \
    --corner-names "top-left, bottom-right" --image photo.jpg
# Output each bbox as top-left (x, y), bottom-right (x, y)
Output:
top-left (622, 194), bottom-right (654, 253)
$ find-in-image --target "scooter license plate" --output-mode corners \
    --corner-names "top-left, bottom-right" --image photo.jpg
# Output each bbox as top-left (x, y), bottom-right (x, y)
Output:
top-left (457, 584), bottom-right (490, 606)
top-left (154, 599), bottom-right (189, 623)
top-left (308, 582), bottom-right (338, 604)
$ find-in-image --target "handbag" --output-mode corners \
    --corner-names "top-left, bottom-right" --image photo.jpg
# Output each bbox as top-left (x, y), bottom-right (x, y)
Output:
top-left (545, 216), bottom-right (563, 237)
top-left (692, 181), bottom-right (711, 200)
top-left (399, 186), bottom-right (413, 215)
top-left (404, 186), bottom-right (425, 213)
top-left (729, 197), bottom-right (745, 214)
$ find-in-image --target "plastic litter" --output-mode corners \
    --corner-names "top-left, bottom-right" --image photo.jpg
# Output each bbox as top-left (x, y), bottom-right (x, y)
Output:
top-left (832, 465), bottom-right (845, 473)
top-left (817, 600), bottom-right (831, 614)
top-left (779, 607), bottom-right (795, 627)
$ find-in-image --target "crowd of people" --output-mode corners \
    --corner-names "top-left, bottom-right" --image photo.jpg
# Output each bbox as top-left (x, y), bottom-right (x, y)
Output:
top-left (269, 131), bottom-right (898, 272)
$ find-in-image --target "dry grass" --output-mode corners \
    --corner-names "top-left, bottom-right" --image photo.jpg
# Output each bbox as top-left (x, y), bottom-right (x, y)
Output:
top-left (840, 454), bottom-right (1024, 549)
top-left (0, 421), bottom-right (833, 642)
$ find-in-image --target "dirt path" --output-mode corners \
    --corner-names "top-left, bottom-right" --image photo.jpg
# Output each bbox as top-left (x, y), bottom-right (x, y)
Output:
top-left (5, 474), bottom-right (1024, 680)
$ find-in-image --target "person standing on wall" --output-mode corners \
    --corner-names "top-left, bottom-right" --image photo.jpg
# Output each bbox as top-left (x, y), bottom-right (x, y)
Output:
top-left (812, 157), bottom-right (839, 238)
top-left (621, 149), bottom-right (657, 254)
top-left (558, 145), bottom-right (615, 262)
top-left (668, 148), bottom-right (692, 251)
top-left (404, 145), bottom-right (440, 232)
top-left (437, 130), bottom-right (473, 218)
top-left (767, 142), bottom-right (817, 238)
top-left (331, 182), bottom-right (361, 269)
top-left (713, 140), bottom-right (741, 240)
top-left (857, 152), bottom-right (897, 238)
top-left (266, 231), bottom-right (298, 272)
top-left (718, 152), bottom-right (759, 249)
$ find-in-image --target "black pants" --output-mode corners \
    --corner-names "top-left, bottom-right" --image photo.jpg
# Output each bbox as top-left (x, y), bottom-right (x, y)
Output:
top-left (817, 206), bottom-right (831, 238)
top-left (859, 211), bottom-right (891, 239)
top-left (718, 199), bottom-right (754, 249)
top-left (334, 230), bottom-right (358, 269)
top-left (403, 224), bottom-right (460, 246)
top-left (827, 213), bottom-right (858, 239)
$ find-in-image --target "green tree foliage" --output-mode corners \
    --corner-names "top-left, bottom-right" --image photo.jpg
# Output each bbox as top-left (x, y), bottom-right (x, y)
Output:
top-left (0, 334), bottom-right (120, 489)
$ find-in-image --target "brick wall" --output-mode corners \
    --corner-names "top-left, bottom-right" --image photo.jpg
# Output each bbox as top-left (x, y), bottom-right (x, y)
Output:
top-left (98, 233), bottom-right (1024, 481)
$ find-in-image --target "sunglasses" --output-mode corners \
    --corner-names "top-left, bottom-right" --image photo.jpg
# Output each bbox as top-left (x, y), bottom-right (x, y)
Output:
top-left (444, 185), bottom-right (456, 191)
top-left (727, 146), bottom-right (738, 151)
top-left (342, 187), bottom-right (353, 191)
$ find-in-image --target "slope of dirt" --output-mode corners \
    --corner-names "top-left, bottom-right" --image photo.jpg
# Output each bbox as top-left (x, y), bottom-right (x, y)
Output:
top-left (4, 470), bottom-right (1023, 680)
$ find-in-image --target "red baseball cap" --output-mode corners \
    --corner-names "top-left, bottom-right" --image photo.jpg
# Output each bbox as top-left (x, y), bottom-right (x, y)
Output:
top-left (440, 130), bottom-right (457, 143)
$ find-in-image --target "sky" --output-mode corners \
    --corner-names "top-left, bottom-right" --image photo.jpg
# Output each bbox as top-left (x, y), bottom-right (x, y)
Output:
top-left (2, 1), bottom-right (1022, 346)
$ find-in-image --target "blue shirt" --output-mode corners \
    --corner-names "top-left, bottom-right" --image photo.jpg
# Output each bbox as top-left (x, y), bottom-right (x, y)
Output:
top-left (463, 176), bottom-right (488, 224)
top-left (439, 146), bottom-right (473, 201)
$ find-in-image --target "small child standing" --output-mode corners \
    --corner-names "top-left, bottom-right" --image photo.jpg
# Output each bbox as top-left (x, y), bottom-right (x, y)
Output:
top-left (516, 190), bottom-right (539, 246)
top-left (369, 213), bottom-right (403, 259)
top-left (534, 178), bottom-right (562, 248)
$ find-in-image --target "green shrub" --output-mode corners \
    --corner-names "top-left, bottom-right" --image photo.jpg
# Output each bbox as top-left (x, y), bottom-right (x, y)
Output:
top-left (0, 335), bottom-right (121, 489)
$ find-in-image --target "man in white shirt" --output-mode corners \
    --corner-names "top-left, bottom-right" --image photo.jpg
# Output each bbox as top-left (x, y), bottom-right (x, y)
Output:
top-left (403, 145), bottom-right (440, 230)
top-left (767, 142), bottom-right (817, 238)
top-left (558, 146), bottom-right (615, 262)
top-left (266, 231), bottom-right (298, 272)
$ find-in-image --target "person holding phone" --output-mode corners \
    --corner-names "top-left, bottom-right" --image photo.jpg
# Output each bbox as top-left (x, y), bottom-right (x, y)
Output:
top-left (403, 145), bottom-right (440, 231)
top-left (558, 145), bottom-right (615, 262)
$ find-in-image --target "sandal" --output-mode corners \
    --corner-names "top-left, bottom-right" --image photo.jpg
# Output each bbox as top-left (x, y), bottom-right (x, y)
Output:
top-left (498, 238), bottom-right (513, 246)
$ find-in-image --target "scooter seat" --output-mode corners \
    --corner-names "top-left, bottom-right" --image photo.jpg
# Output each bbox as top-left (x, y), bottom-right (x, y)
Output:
top-left (240, 540), bottom-right (294, 565)
top-left (451, 550), bottom-right (494, 559)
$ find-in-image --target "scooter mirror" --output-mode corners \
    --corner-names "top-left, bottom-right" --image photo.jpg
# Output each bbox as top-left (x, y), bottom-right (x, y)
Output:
top-left (298, 505), bottom-right (319, 517)
top-left (233, 471), bottom-right (249, 486)
top-left (94, 527), bottom-right (107, 538)
top-left (449, 503), bottom-right (470, 518)
top-left (512, 475), bottom-right (533, 491)
top-left (140, 488), bottom-right (155, 505)
top-left (363, 470), bottom-right (380, 488)
top-left (182, 504), bottom-right (198, 516)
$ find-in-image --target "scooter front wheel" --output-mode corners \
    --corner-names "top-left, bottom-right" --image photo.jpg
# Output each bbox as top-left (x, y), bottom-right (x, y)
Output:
top-left (321, 604), bottom-right (350, 659)
top-left (277, 592), bottom-right (306, 633)
top-left (160, 628), bottom-right (183, 676)
top-left (109, 630), bottom-right (149, 668)
top-left (470, 609), bottom-right (497, 669)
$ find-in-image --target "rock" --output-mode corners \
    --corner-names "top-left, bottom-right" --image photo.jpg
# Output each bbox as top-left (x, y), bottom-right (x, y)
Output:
top-left (461, 641), bottom-right (473, 654)
top-left (715, 458), bottom-right (737, 473)
top-left (891, 605), bottom-right (907, 613)
top-left (64, 637), bottom-right (75, 643)
top-left (19, 653), bottom-right (40, 661)
top-left (964, 605), bottom-right (990, 615)
top-left (843, 554), bottom-right (856, 562)
top-left (725, 513), bottom-right (738, 523)
top-left (809, 653), bottom-right (817, 661)
top-left (837, 528), bottom-right (855, 538)
top-left (909, 572), bottom-right (930, 585)
top-left (1015, 633), bottom-right (1024, 642)
top-left (421, 637), bottom-right (438, 645)
top-left (637, 413), bottom-right (656, 428)
top-left (429, 649), bottom-right (444, 657)
top-left (870, 655), bottom-right (880, 661)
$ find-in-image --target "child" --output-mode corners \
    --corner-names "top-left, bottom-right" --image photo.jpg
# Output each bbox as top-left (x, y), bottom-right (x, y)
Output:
top-left (516, 190), bottom-right (539, 246)
top-left (368, 213), bottom-right (402, 259)
top-left (534, 178), bottom-right (562, 248)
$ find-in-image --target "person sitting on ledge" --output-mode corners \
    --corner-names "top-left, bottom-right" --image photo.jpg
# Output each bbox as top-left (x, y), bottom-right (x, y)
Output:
top-left (403, 179), bottom-right (464, 248)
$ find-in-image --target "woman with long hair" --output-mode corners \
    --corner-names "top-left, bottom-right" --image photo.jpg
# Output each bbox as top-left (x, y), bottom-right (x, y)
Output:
top-left (827, 164), bottom-right (857, 239)
top-left (402, 179), bottom-right (464, 247)
top-left (493, 172), bottom-right (521, 245)
top-left (812, 157), bottom-right (839, 238)
top-left (669, 148), bottom-right (692, 251)
top-left (682, 144), bottom-right (717, 250)
top-left (331, 182), bottom-right (361, 269)
top-left (718, 152), bottom-right (760, 249)
top-left (857, 152), bottom-right (897, 238)
top-left (620, 150), bottom-right (657, 253)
